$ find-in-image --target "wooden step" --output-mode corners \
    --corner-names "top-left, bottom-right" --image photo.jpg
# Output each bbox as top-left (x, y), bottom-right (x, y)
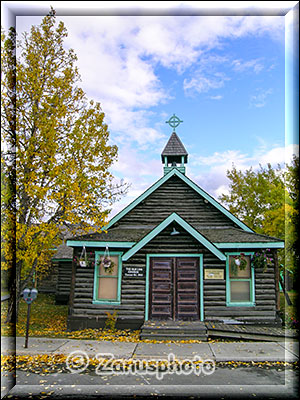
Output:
top-left (140, 333), bottom-right (208, 341)
top-left (140, 320), bottom-right (208, 341)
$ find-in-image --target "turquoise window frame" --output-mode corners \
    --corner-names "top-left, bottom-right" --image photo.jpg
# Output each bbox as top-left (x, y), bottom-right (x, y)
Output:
top-left (226, 252), bottom-right (255, 307)
top-left (93, 251), bottom-right (122, 305)
top-left (145, 254), bottom-right (204, 322)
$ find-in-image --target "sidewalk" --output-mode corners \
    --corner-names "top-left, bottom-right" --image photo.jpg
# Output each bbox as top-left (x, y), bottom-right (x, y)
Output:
top-left (2, 336), bottom-right (299, 362)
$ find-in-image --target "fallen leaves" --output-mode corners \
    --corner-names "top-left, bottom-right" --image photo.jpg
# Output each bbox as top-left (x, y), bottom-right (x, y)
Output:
top-left (1, 353), bottom-right (298, 375)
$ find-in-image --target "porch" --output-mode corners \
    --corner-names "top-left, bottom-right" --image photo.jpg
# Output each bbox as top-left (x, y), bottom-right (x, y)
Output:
top-left (140, 320), bottom-right (297, 342)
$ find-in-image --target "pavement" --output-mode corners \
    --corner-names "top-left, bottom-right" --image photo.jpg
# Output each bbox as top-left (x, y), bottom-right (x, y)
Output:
top-left (1, 336), bottom-right (299, 362)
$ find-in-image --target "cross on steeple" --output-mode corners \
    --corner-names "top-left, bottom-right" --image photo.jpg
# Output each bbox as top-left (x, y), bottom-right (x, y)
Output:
top-left (165, 114), bottom-right (183, 132)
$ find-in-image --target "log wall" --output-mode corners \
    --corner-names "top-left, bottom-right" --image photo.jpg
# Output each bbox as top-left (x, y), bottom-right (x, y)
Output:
top-left (115, 175), bottom-right (239, 228)
top-left (55, 261), bottom-right (73, 304)
top-left (68, 228), bottom-right (277, 330)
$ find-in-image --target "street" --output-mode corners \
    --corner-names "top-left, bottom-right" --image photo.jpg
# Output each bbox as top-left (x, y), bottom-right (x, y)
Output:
top-left (2, 364), bottom-right (299, 399)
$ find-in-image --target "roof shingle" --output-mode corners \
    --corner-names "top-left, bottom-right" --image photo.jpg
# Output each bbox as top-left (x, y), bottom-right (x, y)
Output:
top-left (161, 132), bottom-right (188, 162)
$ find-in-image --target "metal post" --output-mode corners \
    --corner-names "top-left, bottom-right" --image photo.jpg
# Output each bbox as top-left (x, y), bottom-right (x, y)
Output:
top-left (24, 302), bottom-right (31, 348)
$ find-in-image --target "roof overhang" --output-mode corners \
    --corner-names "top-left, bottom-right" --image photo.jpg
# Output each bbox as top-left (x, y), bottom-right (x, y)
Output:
top-left (66, 240), bottom-right (136, 248)
top-left (215, 242), bottom-right (285, 249)
top-left (122, 212), bottom-right (226, 262)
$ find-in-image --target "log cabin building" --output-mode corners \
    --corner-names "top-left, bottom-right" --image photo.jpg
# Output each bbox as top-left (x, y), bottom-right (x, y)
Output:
top-left (66, 127), bottom-right (284, 331)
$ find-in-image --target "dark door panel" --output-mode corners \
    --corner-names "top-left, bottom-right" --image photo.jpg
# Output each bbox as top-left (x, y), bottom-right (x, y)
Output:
top-left (149, 259), bottom-right (173, 320)
top-left (176, 258), bottom-right (199, 320)
top-left (149, 257), bottom-right (200, 321)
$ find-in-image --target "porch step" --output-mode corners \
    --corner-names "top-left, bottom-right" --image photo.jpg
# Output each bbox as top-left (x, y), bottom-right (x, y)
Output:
top-left (140, 320), bottom-right (208, 341)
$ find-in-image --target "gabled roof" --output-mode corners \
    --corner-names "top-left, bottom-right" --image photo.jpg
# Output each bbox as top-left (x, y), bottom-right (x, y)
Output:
top-left (106, 168), bottom-right (254, 233)
top-left (193, 227), bottom-right (284, 247)
top-left (122, 212), bottom-right (226, 261)
top-left (52, 243), bottom-right (73, 260)
top-left (161, 132), bottom-right (188, 162)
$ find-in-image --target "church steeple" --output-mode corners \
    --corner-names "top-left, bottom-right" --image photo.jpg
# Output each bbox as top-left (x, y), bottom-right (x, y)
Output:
top-left (161, 114), bottom-right (188, 175)
top-left (161, 131), bottom-right (188, 175)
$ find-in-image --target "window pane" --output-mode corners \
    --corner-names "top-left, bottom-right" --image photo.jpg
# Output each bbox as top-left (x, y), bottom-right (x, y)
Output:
top-left (99, 255), bottom-right (119, 276)
top-left (98, 277), bottom-right (118, 300)
top-left (229, 256), bottom-right (251, 278)
top-left (230, 280), bottom-right (251, 302)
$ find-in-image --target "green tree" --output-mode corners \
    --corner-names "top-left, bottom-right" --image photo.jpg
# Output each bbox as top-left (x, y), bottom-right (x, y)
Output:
top-left (219, 163), bottom-right (285, 236)
top-left (219, 159), bottom-right (298, 272)
top-left (284, 155), bottom-right (299, 278)
top-left (1, 14), bottom-right (128, 323)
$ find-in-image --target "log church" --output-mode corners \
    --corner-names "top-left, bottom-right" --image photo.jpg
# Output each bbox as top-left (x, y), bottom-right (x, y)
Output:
top-left (66, 118), bottom-right (284, 332)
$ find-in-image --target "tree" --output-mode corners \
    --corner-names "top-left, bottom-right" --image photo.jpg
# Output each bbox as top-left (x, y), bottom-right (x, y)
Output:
top-left (284, 155), bottom-right (299, 280)
top-left (219, 159), bottom-right (298, 272)
top-left (1, 13), bottom-right (128, 322)
top-left (219, 163), bottom-right (285, 236)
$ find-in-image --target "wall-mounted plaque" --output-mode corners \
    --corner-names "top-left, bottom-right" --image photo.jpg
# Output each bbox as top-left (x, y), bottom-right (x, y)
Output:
top-left (124, 266), bottom-right (144, 277)
top-left (204, 269), bottom-right (224, 280)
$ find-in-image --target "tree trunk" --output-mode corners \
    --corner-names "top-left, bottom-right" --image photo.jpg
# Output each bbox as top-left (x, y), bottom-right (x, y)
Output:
top-left (5, 258), bottom-right (35, 324)
top-left (5, 276), bottom-right (16, 330)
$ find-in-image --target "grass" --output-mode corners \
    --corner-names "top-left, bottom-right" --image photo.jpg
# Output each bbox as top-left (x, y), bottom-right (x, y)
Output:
top-left (1, 294), bottom-right (142, 342)
top-left (1, 293), bottom-right (68, 337)
top-left (1, 276), bottom-right (9, 297)
top-left (279, 290), bottom-right (298, 328)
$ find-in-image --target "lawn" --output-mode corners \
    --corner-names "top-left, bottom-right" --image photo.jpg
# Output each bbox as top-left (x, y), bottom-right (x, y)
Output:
top-left (1, 293), bottom-right (68, 337)
top-left (1, 293), bottom-right (141, 342)
top-left (279, 290), bottom-right (298, 328)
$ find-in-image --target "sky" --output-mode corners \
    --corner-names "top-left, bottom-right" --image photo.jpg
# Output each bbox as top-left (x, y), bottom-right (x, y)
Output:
top-left (2, 1), bottom-right (299, 218)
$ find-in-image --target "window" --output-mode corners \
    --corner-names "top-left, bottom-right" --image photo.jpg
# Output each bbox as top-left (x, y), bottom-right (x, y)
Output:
top-left (226, 253), bottom-right (255, 306)
top-left (93, 252), bottom-right (122, 304)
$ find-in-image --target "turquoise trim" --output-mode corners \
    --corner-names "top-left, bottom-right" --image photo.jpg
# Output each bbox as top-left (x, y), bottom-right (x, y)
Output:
top-left (106, 168), bottom-right (253, 232)
top-left (67, 240), bottom-right (135, 248)
top-left (93, 251), bottom-right (123, 305)
top-left (215, 242), bottom-right (284, 249)
top-left (106, 169), bottom-right (176, 229)
top-left (122, 213), bottom-right (226, 261)
top-left (225, 252), bottom-right (255, 307)
top-left (164, 166), bottom-right (186, 175)
top-left (145, 254), bottom-right (204, 322)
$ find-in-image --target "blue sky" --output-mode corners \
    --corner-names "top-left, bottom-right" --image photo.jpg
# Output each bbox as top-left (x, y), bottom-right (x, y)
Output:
top-left (3, 1), bottom-right (299, 218)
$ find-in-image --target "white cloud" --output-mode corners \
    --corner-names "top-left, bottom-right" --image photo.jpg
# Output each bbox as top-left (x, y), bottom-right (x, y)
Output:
top-left (189, 143), bottom-right (298, 201)
top-left (232, 58), bottom-right (264, 73)
top-left (209, 95), bottom-right (223, 100)
top-left (184, 72), bottom-right (230, 96)
top-left (249, 88), bottom-right (273, 108)
top-left (15, 14), bottom-right (284, 148)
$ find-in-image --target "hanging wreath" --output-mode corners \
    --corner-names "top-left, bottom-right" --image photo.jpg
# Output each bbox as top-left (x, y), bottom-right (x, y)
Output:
top-left (230, 253), bottom-right (248, 276)
top-left (98, 246), bottom-right (115, 274)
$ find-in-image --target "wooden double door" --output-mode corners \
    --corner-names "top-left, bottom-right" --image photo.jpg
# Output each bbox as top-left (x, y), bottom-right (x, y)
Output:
top-left (149, 257), bottom-right (200, 320)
